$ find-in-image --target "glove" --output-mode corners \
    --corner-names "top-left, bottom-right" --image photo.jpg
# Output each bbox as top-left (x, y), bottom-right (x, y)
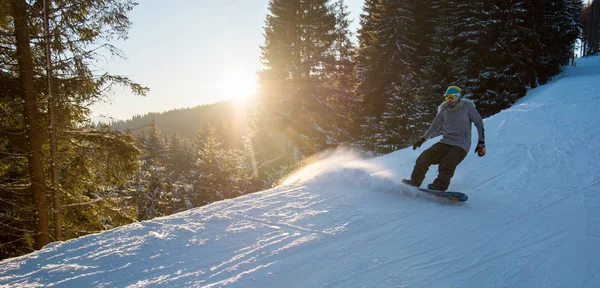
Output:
top-left (474, 141), bottom-right (486, 157)
top-left (413, 138), bottom-right (425, 150)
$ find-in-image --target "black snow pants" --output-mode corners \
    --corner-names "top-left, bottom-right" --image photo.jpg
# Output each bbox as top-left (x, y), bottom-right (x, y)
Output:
top-left (410, 142), bottom-right (467, 191)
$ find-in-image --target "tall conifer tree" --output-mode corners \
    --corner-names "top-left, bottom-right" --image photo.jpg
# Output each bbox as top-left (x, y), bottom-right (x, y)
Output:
top-left (1, 0), bottom-right (145, 256)
top-left (357, 0), bottom-right (438, 151)
top-left (324, 0), bottom-right (359, 144)
top-left (355, 0), bottom-right (390, 150)
top-left (251, 0), bottom-right (343, 188)
top-left (11, 0), bottom-right (50, 249)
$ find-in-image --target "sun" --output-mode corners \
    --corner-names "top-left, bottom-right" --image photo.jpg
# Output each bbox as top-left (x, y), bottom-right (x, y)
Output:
top-left (220, 68), bottom-right (257, 104)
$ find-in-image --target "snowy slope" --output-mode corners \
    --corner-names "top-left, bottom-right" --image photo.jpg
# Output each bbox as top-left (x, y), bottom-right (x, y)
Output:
top-left (1, 56), bottom-right (600, 287)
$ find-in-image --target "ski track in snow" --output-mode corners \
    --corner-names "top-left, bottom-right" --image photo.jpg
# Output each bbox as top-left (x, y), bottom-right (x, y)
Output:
top-left (1, 57), bottom-right (600, 287)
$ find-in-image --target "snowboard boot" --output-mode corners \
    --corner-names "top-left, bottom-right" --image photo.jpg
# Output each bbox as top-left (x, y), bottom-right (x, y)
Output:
top-left (427, 183), bottom-right (446, 191)
top-left (402, 179), bottom-right (421, 187)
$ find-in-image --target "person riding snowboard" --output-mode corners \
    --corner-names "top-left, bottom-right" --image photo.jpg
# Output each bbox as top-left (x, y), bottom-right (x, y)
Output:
top-left (402, 85), bottom-right (486, 191)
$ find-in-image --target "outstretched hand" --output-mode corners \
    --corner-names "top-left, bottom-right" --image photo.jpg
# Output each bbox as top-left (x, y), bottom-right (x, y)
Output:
top-left (413, 138), bottom-right (425, 150)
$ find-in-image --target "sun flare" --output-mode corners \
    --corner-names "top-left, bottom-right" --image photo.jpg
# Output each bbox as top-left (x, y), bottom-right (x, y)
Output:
top-left (220, 68), bottom-right (257, 104)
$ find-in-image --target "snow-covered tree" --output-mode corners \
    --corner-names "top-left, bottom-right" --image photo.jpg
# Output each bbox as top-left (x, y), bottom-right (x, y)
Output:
top-left (356, 0), bottom-right (438, 152)
top-left (193, 125), bottom-right (252, 206)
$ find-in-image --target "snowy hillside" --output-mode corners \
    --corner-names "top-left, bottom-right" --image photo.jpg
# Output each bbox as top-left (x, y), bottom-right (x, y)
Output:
top-left (1, 56), bottom-right (600, 287)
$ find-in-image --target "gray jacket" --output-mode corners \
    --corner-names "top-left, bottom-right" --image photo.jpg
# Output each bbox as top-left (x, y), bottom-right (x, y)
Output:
top-left (422, 99), bottom-right (485, 153)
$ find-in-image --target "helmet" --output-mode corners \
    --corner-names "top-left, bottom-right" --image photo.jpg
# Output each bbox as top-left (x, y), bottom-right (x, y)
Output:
top-left (444, 86), bottom-right (462, 101)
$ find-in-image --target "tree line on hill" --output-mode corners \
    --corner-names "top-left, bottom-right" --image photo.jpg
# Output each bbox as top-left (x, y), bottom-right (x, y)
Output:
top-left (0, 0), bottom-right (585, 259)
top-left (109, 101), bottom-right (247, 147)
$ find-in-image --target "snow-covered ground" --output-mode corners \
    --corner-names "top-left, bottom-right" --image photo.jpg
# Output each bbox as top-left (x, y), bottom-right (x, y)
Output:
top-left (2, 56), bottom-right (600, 287)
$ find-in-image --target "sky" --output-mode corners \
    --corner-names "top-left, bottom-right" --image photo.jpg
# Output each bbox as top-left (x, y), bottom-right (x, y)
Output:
top-left (91, 0), bottom-right (365, 122)
top-left (3, 56), bottom-right (600, 287)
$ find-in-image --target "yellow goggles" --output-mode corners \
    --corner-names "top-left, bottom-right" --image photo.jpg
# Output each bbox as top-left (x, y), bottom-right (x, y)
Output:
top-left (444, 93), bottom-right (459, 101)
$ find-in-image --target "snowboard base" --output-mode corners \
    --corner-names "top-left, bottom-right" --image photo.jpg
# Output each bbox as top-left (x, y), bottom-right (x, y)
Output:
top-left (416, 187), bottom-right (468, 202)
top-left (401, 179), bottom-right (468, 202)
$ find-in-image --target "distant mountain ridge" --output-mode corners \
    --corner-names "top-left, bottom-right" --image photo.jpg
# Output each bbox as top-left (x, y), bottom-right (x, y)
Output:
top-left (110, 101), bottom-right (248, 141)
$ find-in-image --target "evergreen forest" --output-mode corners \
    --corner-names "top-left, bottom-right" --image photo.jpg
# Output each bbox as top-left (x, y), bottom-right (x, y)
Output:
top-left (0, 0), bottom-right (593, 259)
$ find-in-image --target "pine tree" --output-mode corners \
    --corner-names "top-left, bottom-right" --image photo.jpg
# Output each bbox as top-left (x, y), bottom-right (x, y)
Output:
top-left (324, 0), bottom-right (359, 144)
top-left (0, 72), bottom-right (36, 257)
top-left (193, 124), bottom-right (252, 206)
top-left (455, 0), bottom-right (531, 116)
top-left (11, 0), bottom-right (50, 249)
top-left (145, 119), bottom-right (167, 167)
top-left (583, 0), bottom-right (600, 56)
top-left (531, 0), bottom-right (582, 81)
top-left (430, 0), bottom-right (455, 86)
top-left (355, 0), bottom-right (437, 152)
top-left (447, 0), bottom-right (486, 98)
top-left (382, 0), bottom-right (442, 151)
top-left (251, 0), bottom-right (342, 188)
top-left (356, 0), bottom-right (389, 119)
top-left (137, 119), bottom-right (167, 220)
top-left (418, 0), bottom-right (449, 116)
top-left (136, 130), bottom-right (147, 151)
top-left (167, 130), bottom-right (186, 176)
top-left (1, 0), bottom-right (145, 256)
top-left (194, 126), bottom-right (225, 205)
top-left (59, 125), bottom-right (140, 235)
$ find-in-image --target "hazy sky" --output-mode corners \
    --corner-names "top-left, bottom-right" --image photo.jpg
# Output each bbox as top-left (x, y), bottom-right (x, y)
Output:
top-left (92, 0), bottom-right (365, 122)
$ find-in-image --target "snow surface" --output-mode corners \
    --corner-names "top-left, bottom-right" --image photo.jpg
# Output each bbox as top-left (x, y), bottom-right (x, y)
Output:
top-left (2, 56), bottom-right (600, 287)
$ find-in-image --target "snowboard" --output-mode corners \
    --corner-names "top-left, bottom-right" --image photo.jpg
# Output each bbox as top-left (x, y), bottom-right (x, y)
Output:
top-left (401, 179), bottom-right (468, 202)
top-left (416, 187), bottom-right (468, 202)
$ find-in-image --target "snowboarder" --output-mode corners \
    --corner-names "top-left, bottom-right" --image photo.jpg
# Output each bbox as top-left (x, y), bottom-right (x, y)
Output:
top-left (402, 86), bottom-right (486, 191)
